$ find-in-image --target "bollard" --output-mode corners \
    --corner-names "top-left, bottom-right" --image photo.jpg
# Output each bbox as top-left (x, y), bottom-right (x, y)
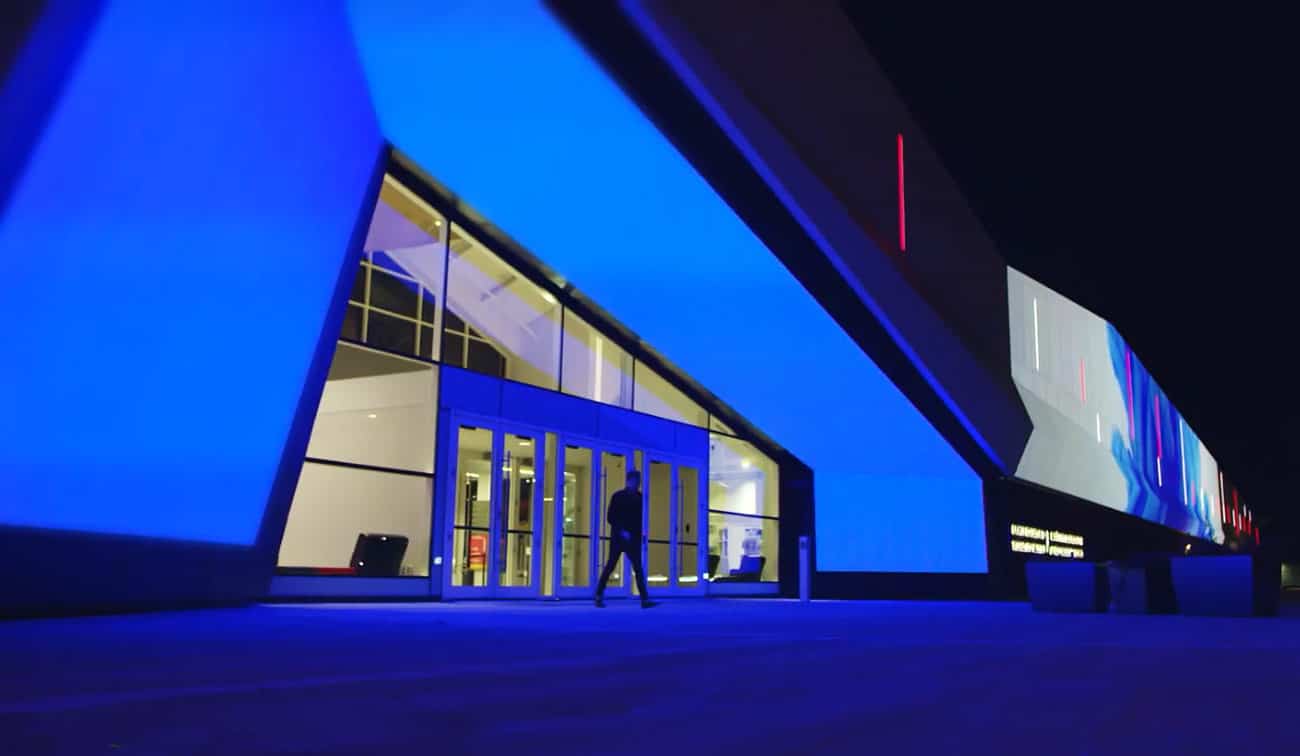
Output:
top-left (799, 535), bottom-right (810, 603)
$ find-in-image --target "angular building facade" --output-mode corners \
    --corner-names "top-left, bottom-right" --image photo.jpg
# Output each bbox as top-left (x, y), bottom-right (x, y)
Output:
top-left (0, 1), bottom-right (1255, 614)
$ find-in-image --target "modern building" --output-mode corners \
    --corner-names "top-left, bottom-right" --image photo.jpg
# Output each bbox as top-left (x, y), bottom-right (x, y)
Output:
top-left (0, 1), bottom-right (1256, 614)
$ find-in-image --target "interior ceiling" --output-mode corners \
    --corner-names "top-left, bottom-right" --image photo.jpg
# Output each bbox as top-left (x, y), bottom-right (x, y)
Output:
top-left (365, 192), bottom-right (434, 254)
top-left (327, 342), bottom-right (430, 381)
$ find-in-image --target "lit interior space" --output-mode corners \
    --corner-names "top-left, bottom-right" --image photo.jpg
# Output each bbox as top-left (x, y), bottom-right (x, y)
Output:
top-left (273, 170), bottom-right (786, 598)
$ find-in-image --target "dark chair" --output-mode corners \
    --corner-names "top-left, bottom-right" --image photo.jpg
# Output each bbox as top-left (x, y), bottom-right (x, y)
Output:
top-left (736, 555), bottom-right (765, 579)
top-left (708, 554), bottom-right (720, 580)
top-left (350, 533), bottom-right (409, 577)
top-left (714, 555), bottom-right (766, 583)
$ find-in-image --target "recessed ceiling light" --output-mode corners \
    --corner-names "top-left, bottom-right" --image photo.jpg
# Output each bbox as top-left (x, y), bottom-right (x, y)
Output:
top-left (367, 413), bottom-right (378, 419)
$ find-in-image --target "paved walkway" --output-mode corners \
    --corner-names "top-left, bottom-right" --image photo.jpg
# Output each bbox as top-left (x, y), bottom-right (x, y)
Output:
top-left (1, 599), bottom-right (1296, 754)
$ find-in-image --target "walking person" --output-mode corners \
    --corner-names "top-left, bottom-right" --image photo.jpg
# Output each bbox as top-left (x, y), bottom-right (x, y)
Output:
top-left (595, 469), bottom-right (656, 608)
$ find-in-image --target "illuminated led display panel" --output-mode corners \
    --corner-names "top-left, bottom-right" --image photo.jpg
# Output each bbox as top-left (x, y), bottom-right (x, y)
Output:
top-left (347, 1), bottom-right (986, 573)
top-left (1008, 268), bottom-right (1226, 543)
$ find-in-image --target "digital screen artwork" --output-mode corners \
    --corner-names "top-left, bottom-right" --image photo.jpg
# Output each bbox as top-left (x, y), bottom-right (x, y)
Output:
top-left (1008, 268), bottom-right (1230, 543)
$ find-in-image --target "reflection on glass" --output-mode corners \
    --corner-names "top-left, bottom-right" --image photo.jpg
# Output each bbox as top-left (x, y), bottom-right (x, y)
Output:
top-left (358, 175), bottom-right (448, 361)
top-left (444, 226), bottom-right (560, 388)
top-left (350, 266), bottom-right (367, 305)
top-left (647, 461), bottom-right (671, 541)
top-left (498, 433), bottom-right (536, 588)
top-left (633, 360), bottom-right (707, 427)
top-left (679, 542), bottom-right (699, 587)
top-left (369, 267), bottom-right (419, 318)
top-left (542, 433), bottom-right (558, 595)
top-left (561, 445), bottom-right (593, 587)
top-left (600, 451), bottom-right (629, 587)
top-left (645, 460), bottom-right (672, 589)
top-left (708, 433), bottom-right (779, 518)
top-left (709, 415), bottom-right (737, 435)
top-left (561, 310), bottom-right (633, 408)
top-left (677, 465), bottom-right (701, 587)
top-left (341, 305), bottom-right (363, 341)
top-left (277, 462), bottom-right (432, 577)
top-left (648, 542), bottom-right (671, 586)
top-left (365, 309), bottom-right (418, 355)
top-left (452, 426), bottom-right (493, 587)
top-left (305, 343), bottom-right (437, 474)
top-left (708, 511), bottom-right (778, 582)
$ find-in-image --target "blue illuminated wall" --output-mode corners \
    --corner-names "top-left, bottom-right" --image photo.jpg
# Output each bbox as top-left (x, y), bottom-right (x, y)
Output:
top-left (347, 1), bottom-right (985, 573)
top-left (1, 0), bottom-right (987, 603)
top-left (0, 3), bottom-right (382, 546)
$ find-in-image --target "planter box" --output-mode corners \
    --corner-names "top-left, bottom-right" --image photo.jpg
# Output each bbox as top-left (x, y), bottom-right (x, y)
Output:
top-left (1107, 557), bottom-right (1176, 614)
top-left (1026, 560), bottom-right (1108, 613)
top-left (1170, 555), bottom-right (1280, 617)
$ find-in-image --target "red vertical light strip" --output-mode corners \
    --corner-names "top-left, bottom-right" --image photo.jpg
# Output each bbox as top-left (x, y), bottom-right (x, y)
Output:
top-left (897, 133), bottom-right (906, 252)
top-left (1125, 349), bottom-right (1135, 443)
top-left (1079, 359), bottom-right (1087, 403)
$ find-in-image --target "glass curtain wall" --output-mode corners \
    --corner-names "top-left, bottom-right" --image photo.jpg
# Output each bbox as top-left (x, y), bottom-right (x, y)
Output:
top-left (562, 310), bottom-right (634, 408)
top-left (633, 360), bottom-right (708, 427)
top-left (443, 226), bottom-right (561, 389)
top-left (281, 172), bottom-right (779, 584)
top-left (346, 175), bottom-right (449, 361)
top-left (277, 175), bottom-right (448, 578)
top-left (354, 178), bottom-right (709, 429)
top-left (707, 434), bottom-right (780, 582)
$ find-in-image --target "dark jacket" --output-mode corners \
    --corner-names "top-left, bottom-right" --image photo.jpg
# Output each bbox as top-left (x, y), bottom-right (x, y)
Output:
top-left (607, 488), bottom-right (642, 541)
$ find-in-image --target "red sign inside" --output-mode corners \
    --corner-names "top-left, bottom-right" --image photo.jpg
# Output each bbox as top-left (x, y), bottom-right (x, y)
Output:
top-left (468, 533), bottom-right (487, 571)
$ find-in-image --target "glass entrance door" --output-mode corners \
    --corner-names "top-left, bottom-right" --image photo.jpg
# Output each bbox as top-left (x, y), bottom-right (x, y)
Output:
top-left (444, 418), bottom-right (544, 598)
top-left (645, 460), bottom-right (673, 592)
top-left (644, 458), bottom-right (706, 596)
top-left (675, 464), bottom-right (704, 592)
top-left (497, 432), bottom-right (541, 595)
top-left (553, 441), bottom-right (595, 598)
top-left (549, 439), bottom-right (638, 599)
top-left (443, 416), bottom-right (705, 601)
top-left (596, 448), bottom-right (634, 599)
top-left (449, 426), bottom-right (492, 591)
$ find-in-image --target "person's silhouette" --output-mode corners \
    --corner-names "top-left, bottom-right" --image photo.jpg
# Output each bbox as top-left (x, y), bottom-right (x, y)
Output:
top-left (595, 469), bottom-right (655, 608)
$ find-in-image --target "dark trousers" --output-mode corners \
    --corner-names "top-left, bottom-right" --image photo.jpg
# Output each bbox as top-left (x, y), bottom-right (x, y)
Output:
top-left (597, 534), bottom-right (649, 599)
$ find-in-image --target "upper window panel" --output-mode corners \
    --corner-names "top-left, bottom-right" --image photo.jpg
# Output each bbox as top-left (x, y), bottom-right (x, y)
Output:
top-left (708, 433), bottom-right (779, 518)
top-left (633, 360), bottom-right (707, 427)
top-left (561, 310), bottom-right (633, 408)
top-left (358, 176), bottom-right (448, 361)
top-left (305, 342), bottom-right (438, 474)
top-left (443, 226), bottom-right (561, 389)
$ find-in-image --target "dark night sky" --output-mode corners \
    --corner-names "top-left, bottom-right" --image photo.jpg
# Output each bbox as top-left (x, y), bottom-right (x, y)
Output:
top-left (843, 5), bottom-right (1297, 552)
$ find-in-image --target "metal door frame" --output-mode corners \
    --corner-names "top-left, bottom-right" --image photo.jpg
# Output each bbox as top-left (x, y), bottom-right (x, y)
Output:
top-left (641, 451), bottom-right (708, 597)
top-left (441, 411), bottom-right (546, 599)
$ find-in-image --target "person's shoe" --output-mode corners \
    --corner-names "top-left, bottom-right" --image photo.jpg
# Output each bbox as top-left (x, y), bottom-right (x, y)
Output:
top-left (640, 599), bottom-right (658, 609)
top-left (594, 596), bottom-right (605, 608)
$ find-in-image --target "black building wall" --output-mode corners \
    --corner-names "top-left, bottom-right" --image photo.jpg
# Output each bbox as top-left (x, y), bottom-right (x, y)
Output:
top-left (983, 477), bottom-right (1237, 599)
